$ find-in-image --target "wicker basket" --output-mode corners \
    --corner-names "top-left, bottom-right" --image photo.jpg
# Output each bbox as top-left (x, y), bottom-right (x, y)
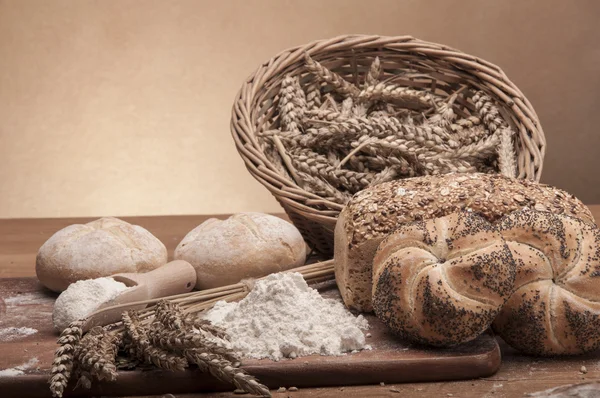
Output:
top-left (231, 35), bottom-right (546, 255)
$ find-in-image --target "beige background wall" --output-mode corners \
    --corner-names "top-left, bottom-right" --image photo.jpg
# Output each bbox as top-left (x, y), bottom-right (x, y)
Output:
top-left (1, 0), bottom-right (599, 219)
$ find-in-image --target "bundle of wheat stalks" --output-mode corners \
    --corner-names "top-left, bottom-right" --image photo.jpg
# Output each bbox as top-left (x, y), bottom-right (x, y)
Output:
top-left (49, 260), bottom-right (335, 398)
top-left (258, 54), bottom-right (518, 205)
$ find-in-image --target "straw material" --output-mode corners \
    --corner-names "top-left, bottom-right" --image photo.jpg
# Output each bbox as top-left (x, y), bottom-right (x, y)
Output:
top-left (231, 35), bottom-right (545, 254)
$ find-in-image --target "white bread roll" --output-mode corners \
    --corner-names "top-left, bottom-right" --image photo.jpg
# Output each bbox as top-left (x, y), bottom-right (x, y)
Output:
top-left (335, 173), bottom-right (594, 312)
top-left (174, 213), bottom-right (306, 290)
top-left (372, 212), bottom-right (516, 347)
top-left (36, 217), bottom-right (167, 292)
top-left (493, 210), bottom-right (600, 355)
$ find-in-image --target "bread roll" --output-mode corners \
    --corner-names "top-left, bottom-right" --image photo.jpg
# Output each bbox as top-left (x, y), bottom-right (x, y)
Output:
top-left (372, 212), bottom-right (516, 346)
top-left (36, 217), bottom-right (168, 292)
top-left (174, 213), bottom-right (306, 289)
top-left (493, 210), bottom-right (600, 355)
top-left (335, 173), bottom-right (594, 312)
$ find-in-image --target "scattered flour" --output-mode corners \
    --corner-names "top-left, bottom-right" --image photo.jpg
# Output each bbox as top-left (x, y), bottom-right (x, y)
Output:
top-left (4, 292), bottom-right (53, 305)
top-left (0, 357), bottom-right (39, 377)
top-left (0, 327), bottom-right (38, 342)
top-left (203, 272), bottom-right (369, 361)
top-left (52, 277), bottom-right (129, 332)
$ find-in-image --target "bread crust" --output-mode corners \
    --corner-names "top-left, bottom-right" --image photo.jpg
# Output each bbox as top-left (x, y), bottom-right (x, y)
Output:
top-left (372, 212), bottom-right (516, 347)
top-left (36, 217), bottom-right (167, 292)
top-left (334, 173), bottom-right (594, 312)
top-left (174, 213), bottom-right (306, 289)
top-left (493, 210), bottom-right (600, 355)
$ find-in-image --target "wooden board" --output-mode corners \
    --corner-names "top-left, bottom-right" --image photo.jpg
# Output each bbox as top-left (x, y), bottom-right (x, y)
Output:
top-left (0, 277), bottom-right (500, 398)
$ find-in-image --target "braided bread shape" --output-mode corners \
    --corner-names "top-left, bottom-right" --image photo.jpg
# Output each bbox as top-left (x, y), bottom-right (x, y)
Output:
top-left (493, 210), bottom-right (600, 355)
top-left (372, 212), bottom-right (516, 347)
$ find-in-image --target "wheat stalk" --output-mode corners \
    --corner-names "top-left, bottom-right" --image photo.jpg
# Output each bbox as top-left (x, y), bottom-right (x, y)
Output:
top-left (50, 261), bottom-right (335, 397)
top-left (73, 326), bottom-right (120, 382)
top-left (49, 320), bottom-right (84, 398)
top-left (289, 148), bottom-right (374, 193)
top-left (185, 350), bottom-right (271, 397)
top-left (358, 83), bottom-right (441, 110)
top-left (427, 94), bottom-right (457, 128)
top-left (498, 128), bottom-right (517, 178)
top-left (304, 79), bottom-right (322, 109)
top-left (278, 75), bottom-right (307, 135)
top-left (256, 55), bottom-right (514, 206)
top-left (365, 56), bottom-right (382, 87)
top-left (472, 91), bottom-right (509, 133)
top-left (295, 116), bottom-right (454, 151)
top-left (122, 311), bottom-right (188, 371)
top-left (148, 327), bottom-right (239, 364)
top-left (304, 53), bottom-right (360, 97)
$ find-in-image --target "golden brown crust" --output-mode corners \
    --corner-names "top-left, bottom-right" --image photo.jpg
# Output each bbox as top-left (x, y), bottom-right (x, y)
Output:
top-left (346, 173), bottom-right (594, 250)
top-left (493, 210), bottom-right (600, 355)
top-left (334, 172), bottom-right (594, 312)
top-left (36, 217), bottom-right (167, 292)
top-left (372, 212), bottom-right (516, 347)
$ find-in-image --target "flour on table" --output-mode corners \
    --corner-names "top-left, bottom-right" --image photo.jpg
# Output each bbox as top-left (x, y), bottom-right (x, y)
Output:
top-left (0, 357), bottom-right (39, 377)
top-left (52, 277), bottom-right (129, 332)
top-left (203, 272), bottom-right (369, 361)
top-left (4, 291), bottom-right (53, 305)
top-left (0, 327), bottom-right (37, 342)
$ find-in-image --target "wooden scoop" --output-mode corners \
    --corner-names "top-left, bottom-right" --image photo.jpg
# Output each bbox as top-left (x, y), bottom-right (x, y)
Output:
top-left (82, 260), bottom-right (196, 331)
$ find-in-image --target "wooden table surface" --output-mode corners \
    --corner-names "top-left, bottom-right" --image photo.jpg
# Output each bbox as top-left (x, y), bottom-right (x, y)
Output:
top-left (2, 209), bottom-right (600, 398)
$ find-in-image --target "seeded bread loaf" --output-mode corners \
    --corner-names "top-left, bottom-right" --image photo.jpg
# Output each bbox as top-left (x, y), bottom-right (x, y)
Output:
top-left (334, 173), bottom-right (594, 312)
top-left (372, 212), bottom-right (516, 346)
top-left (493, 210), bottom-right (600, 355)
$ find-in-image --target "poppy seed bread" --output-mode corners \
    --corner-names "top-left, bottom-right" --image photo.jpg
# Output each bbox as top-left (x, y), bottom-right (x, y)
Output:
top-left (334, 173), bottom-right (594, 312)
top-left (493, 210), bottom-right (600, 355)
top-left (372, 212), bottom-right (516, 347)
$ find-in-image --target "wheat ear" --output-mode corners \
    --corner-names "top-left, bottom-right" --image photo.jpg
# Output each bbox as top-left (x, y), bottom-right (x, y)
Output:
top-left (365, 56), bottom-right (382, 86)
top-left (358, 83), bottom-right (441, 110)
top-left (498, 129), bottom-right (517, 177)
top-left (304, 79), bottom-right (322, 109)
top-left (49, 320), bottom-right (84, 398)
top-left (74, 327), bottom-right (120, 382)
top-left (185, 350), bottom-right (271, 397)
top-left (278, 75), bottom-right (307, 134)
top-left (148, 327), bottom-right (239, 363)
top-left (155, 299), bottom-right (230, 339)
top-left (122, 311), bottom-right (188, 371)
top-left (472, 91), bottom-right (509, 133)
top-left (289, 148), bottom-right (373, 193)
top-left (304, 53), bottom-right (360, 97)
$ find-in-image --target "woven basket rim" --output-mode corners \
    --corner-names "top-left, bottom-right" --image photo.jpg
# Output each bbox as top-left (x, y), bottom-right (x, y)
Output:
top-left (230, 34), bottom-right (546, 252)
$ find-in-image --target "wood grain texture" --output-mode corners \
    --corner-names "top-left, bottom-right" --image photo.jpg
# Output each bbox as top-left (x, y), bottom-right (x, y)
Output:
top-left (0, 208), bottom-right (599, 397)
top-left (0, 278), bottom-right (500, 397)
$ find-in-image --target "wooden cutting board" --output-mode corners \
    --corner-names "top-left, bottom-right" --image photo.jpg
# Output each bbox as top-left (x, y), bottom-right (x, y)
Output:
top-left (0, 277), bottom-right (501, 397)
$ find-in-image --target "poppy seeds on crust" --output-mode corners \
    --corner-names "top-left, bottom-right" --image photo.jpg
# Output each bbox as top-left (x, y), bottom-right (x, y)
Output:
top-left (372, 212), bottom-right (516, 347)
top-left (494, 210), bottom-right (600, 355)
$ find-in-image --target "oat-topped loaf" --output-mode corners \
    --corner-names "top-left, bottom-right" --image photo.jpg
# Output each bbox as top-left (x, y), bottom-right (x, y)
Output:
top-left (334, 173), bottom-right (594, 312)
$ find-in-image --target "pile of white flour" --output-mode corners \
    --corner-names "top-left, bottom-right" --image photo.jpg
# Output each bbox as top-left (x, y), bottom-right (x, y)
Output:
top-left (203, 272), bottom-right (369, 360)
top-left (52, 277), bottom-right (129, 331)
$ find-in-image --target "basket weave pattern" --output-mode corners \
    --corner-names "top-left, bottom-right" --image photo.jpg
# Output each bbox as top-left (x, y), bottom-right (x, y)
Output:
top-left (231, 35), bottom-right (546, 254)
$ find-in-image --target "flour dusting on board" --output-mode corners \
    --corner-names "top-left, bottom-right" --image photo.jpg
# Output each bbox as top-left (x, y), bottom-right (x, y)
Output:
top-left (0, 357), bottom-right (39, 377)
top-left (4, 291), bottom-right (53, 306)
top-left (203, 272), bottom-right (369, 361)
top-left (0, 327), bottom-right (37, 342)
